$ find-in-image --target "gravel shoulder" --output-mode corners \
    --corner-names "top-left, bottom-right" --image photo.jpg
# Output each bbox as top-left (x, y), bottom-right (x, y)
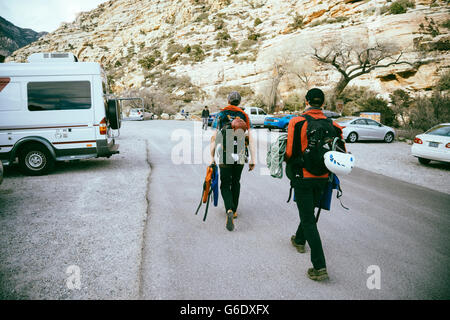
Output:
top-left (0, 123), bottom-right (149, 299)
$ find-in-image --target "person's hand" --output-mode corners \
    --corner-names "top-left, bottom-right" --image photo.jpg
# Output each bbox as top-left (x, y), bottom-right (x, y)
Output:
top-left (210, 159), bottom-right (216, 166)
top-left (249, 161), bottom-right (255, 172)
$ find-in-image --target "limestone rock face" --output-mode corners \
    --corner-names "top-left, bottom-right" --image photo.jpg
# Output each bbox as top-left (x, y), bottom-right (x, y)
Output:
top-left (6, 0), bottom-right (450, 107)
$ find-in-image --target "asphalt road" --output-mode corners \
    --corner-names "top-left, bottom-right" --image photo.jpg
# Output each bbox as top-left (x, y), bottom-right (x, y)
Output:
top-left (1, 120), bottom-right (449, 300)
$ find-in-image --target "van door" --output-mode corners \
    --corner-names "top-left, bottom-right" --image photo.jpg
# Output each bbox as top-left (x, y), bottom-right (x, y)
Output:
top-left (25, 78), bottom-right (97, 158)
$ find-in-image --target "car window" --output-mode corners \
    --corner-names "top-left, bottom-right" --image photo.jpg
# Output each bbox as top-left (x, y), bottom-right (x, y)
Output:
top-left (251, 108), bottom-right (257, 115)
top-left (258, 108), bottom-right (266, 115)
top-left (366, 119), bottom-right (380, 126)
top-left (352, 119), bottom-right (367, 125)
top-left (426, 124), bottom-right (450, 137)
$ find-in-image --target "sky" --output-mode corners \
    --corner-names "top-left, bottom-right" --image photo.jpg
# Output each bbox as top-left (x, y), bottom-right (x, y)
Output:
top-left (0, 0), bottom-right (109, 33)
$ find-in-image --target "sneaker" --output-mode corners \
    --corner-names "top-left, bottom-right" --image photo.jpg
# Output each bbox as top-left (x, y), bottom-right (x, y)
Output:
top-left (226, 210), bottom-right (234, 231)
top-left (290, 236), bottom-right (305, 253)
top-left (307, 268), bottom-right (329, 281)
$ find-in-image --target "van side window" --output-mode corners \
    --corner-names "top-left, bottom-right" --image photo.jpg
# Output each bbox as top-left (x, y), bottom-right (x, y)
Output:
top-left (251, 108), bottom-right (257, 115)
top-left (28, 81), bottom-right (91, 111)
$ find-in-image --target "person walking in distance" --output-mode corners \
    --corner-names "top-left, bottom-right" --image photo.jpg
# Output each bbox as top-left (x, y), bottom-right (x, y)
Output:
top-left (202, 106), bottom-right (210, 130)
top-left (285, 88), bottom-right (346, 281)
top-left (210, 92), bottom-right (256, 231)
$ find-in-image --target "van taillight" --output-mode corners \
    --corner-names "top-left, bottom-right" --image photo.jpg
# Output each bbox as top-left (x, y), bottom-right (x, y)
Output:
top-left (99, 117), bottom-right (107, 135)
top-left (414, 137), bottom-right (423, 144)
top-left (446, 143), bottom-right (450, 148)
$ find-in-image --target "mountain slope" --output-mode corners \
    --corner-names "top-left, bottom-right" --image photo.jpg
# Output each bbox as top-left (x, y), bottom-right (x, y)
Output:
top-left (0, 16), bottom-right (47, 61)
top-left (5, 0), bottom-right (450, 111)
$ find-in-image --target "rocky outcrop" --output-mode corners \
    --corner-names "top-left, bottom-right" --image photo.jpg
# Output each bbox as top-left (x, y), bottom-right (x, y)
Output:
top-left (5, 0), bottom-right (450, 110)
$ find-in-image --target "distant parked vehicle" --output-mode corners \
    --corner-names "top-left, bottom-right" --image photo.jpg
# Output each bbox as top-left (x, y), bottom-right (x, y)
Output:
top-left (264, 114), bottom-right (296, 131)
top-left (411, 123), bottom-right (450, 165)
top-left (335, 117), bottom-right (396, 143)
top-left (208, 112), bottom-right (219, 126)
top-left (128, 108), bottom-right (144, 121)
top-left (243, 107), bottom-right (270, 128)
top-left (0, 52), bottom-right (120, 176)
top-left (322, 110), bottom-right (342, 119)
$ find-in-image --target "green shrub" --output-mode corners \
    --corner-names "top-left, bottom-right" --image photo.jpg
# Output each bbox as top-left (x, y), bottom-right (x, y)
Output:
top-left (138, 56), bottom-right (156, 70)
top-left (441, 19), bottom-right (450, 29)
top-left (216, 85), bottom-right (254, 98)
top-left (254, 17), bottom-right (263, 27)
top-left (283, 93), bottom-right (304, 112)
top-left (289, 14), bottom-right (304, 30)
top-left (247, 28), bottom-right (261, 41)
top-left (190, 44), bottom-right (205, 62)
top-left (338, 86), bottom-right (396, 126)
top-left (114, 60), bottom-right (122, 67)
top-left (389, 0), bottom-right (415, 15)
top-left (438, 71), bottom-right (450, 91)
top-left (409, 92), bottom-right (450, 131)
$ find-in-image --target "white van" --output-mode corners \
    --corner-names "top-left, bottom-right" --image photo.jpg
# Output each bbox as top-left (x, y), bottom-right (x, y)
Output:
top-left (0, 52), bottom-right (120, 175)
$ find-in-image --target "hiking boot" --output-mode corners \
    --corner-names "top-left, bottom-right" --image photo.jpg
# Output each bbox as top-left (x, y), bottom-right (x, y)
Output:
top-left (290, 236), bottom-right (305, 253)
top-left (307, 268), bottom-right (329, 281)
top-left (226, 210), bottom-right (234, 231)
top-left (233, 211), bottom-right (238, 219)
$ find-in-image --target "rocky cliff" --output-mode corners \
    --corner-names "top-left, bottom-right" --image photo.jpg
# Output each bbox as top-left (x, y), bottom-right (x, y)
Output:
top-left (0, 16), bottom-right (47, 61)
top-left (5, 0), bottom-right (450, 111)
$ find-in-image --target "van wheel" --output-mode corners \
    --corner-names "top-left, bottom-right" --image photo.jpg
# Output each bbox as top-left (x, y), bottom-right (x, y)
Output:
top-left (418, 157), bottom-right (431, 165)
top-left (19, 143), bottom-right (55, 176)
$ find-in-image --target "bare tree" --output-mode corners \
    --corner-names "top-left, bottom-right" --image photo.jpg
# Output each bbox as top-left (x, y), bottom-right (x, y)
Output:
top-left (266, 59), bottom-right (288, 113)
top-left (312, 42), bottom-right (414, 103)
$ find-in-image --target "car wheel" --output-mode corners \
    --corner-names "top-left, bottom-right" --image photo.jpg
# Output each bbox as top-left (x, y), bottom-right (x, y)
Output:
top-left (347, 132), bottom-right (358, 143)
top-left (418, 157), bottom-right (431, 165)
top-left (19, 143), bottom-right (55, 176)
top-left (384, 132), bottom-right (394, 143)
top-left (268, 128), bottom-right (272, 131)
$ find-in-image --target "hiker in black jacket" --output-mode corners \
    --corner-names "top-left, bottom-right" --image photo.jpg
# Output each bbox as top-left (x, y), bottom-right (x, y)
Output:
top-left (202, 106), bottom-right (210, 130)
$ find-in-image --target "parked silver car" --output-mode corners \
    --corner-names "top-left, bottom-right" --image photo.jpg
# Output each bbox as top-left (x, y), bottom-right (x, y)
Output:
top-left (335, 117), bottom-right (396, 143)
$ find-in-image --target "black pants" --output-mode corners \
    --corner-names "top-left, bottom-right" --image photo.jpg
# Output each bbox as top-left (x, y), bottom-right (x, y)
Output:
top-left (219, 164), bottom-right (244, 212)
top-left (293, 179), bottom-right (328, 270)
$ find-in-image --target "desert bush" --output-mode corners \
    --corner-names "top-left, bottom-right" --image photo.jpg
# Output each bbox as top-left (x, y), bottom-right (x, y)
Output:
top-left (216, 85), bottom-right (254, 98)
top-left (409, 92), bottom-right (450, 131)
top-left (441, 19), bottom-right (450, 29)
top-left (190, 44), bottom-right (205, 62)
top-left (338, 86), bottom-right (396, 126)
top-left (389, 0), bottom-right (415, 15)
top-left (389, 89), bottom-right (412, 125)
top-left (283, 93), bottom-right (304, 112)
top-left (289, 14), bottom-right (304, 30)
top-left (138, 56), bottom-right (156, 70)
top-left (254, 17), bottom-right (263, 27)
top-left (438, 70), bottom-right (450, 91)
top-left (247, 28), bottom-right (261, 41)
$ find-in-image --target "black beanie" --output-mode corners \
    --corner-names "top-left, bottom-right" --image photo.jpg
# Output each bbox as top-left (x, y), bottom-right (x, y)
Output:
top-left (306, 88), bottom-right (325, 108)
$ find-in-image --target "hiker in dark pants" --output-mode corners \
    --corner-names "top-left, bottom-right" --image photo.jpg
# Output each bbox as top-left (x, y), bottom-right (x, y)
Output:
top-left (285, 88), bottom-right (346, 281)
top-left (209, 91), bottom-right (256, 231)
top-left (201, 106), bottom-right (210, 130)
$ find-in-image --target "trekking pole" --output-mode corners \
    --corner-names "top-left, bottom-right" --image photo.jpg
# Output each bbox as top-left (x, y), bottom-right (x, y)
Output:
top-left (315, 207), bottom-right (322, 223)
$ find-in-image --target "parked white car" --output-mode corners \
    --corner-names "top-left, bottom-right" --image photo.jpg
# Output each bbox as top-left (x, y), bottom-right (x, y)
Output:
top-left (411, 123), bottom-right (450, 165)
top-left (335, 117), bottom-right (396, 143)
top-left (243, 107), bottom-right (270, 128)
top-left (0, 52), bottom-right (120, 176)
top-left (128, 108), bottom-right (144, 121)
